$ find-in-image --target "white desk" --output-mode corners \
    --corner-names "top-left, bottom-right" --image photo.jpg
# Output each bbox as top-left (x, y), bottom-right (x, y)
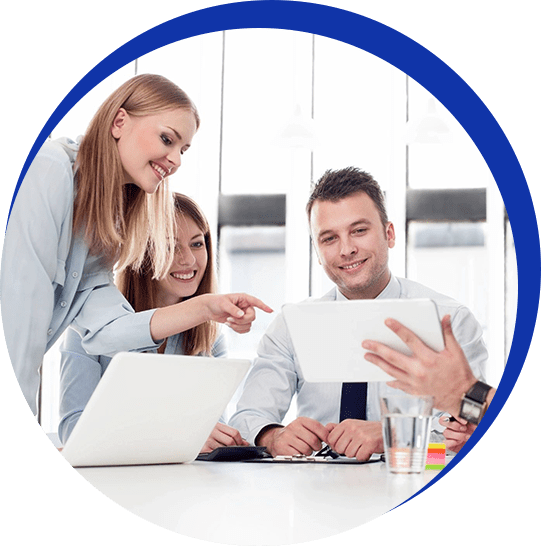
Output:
top-left (77, 459), bottom-right (444, 545)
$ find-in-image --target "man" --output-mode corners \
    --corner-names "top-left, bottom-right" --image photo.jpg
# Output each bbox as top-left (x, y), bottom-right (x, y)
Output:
top-left (228, 167), bottom-right (487, 460)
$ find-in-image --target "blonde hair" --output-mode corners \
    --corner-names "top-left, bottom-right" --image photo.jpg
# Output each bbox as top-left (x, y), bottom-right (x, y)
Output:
top-left (73, 74), bottom-right (200, 278)
top-left (116, 193), bottom-right (218, 356)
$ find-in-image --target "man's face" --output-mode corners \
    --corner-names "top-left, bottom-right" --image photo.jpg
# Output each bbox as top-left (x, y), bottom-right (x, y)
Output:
top-left (310, 192), bottom-right (395, 300)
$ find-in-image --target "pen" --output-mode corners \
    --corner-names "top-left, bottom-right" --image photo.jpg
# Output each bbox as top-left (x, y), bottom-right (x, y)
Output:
top-left (314, 444), bottom-right (340, 459)
top-left (445, 416), bottom-right (468, 426)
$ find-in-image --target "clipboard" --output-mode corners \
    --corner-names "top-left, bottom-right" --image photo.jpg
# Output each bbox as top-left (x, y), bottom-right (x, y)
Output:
top-left (196, 446), bottom-right (384, 464)
top-left (245, 453), bottom-right (384, 464)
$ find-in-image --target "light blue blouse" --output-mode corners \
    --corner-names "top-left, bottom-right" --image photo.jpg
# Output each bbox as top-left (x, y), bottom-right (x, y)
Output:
top-left (0, 137), bottom-right (161, 415)
top-left (58, 329), bottom-right (227, 444)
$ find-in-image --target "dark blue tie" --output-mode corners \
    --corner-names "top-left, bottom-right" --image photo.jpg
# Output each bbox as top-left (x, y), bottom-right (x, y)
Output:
top-left (339, 382), bottom-right (367, 421)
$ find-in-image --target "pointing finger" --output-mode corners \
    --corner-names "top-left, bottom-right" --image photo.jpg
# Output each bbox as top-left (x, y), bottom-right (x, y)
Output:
top-left (238, 294), bottom-right (273, 314)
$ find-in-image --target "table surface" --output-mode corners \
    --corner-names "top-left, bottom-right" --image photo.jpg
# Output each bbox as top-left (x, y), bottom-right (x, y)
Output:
top-left (77, 458), bottom-right (445, 545)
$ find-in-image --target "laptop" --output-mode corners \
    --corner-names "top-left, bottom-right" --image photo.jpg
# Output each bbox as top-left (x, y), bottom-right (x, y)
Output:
top-left (61, 352), bottom-right (251, 467)
top-left (282, 298), bottom-right (444, 383)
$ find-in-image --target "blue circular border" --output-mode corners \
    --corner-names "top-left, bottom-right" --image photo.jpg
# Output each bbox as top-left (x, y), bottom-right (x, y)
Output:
top-left (8, 0), bottom-right (540, 507)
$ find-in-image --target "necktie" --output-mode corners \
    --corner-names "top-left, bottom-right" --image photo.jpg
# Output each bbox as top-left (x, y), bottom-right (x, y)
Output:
top-left (339, 382), bottom-right (367, 421)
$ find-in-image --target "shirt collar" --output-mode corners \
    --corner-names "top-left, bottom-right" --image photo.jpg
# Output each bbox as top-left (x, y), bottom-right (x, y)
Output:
top-left (376, 273), bottom-right (400, 299)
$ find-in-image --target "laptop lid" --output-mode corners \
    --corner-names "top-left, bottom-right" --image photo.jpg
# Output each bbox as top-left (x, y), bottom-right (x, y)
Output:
top-left (62, 352), bottom-right (251, 467)
top-left (282, 298), bottom-right (444, 383)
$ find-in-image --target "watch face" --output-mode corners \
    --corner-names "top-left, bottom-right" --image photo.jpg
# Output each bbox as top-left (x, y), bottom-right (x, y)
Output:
top-left (462, 401), bottom-right (482, 422)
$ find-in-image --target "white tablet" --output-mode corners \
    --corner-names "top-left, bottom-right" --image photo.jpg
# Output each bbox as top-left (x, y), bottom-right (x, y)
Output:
top-left (282, 298), bottom-right (444, 383)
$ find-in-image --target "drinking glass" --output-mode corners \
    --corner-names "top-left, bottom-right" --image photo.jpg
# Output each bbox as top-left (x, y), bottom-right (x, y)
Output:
top-left (380, 393), bottom-right (434, 474)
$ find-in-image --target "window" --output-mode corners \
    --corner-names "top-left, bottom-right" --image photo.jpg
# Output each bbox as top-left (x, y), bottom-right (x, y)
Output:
top-left (219, 225), bottom-right (286, 359)
top-left (405, 74), bottom-right (511, 385)
top-left (221, 30), bottom-right (313, 195)
top-left (407, 222), bottom-right (488, 332)
top-left (407, 78), bottom-right (490, 189)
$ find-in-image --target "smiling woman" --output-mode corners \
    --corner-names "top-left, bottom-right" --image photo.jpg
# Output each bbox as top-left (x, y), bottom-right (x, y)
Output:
top-left (58, 193), bottom-right (248, 453)
top-left (155, 216), bottom-right (209, 307)
top-left (1, 73), bottom-right (272, 417)
top-left (74, 74), bottom-right (200, 276)
top-left (112, 109), bottom-right (197, 194)
top-left (117, 193), bottom-right (217, 326)
top-left (117, 193), bottom-right (217, 357)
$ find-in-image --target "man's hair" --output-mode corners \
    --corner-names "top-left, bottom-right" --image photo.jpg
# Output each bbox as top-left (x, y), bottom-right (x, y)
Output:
top-left (306, 167), bottom-right (388, 226)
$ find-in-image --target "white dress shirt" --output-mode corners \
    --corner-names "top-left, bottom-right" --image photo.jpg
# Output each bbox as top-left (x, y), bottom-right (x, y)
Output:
top-left (229, 275), bottom-right (488, 445)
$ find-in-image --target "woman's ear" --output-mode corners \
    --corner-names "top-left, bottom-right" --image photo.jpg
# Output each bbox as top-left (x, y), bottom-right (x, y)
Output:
top-left (111, 108), bottom-right (128, 139)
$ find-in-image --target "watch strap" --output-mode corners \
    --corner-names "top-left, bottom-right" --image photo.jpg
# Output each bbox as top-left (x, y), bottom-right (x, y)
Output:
top-left (466, 381), bottom-right (492, 404)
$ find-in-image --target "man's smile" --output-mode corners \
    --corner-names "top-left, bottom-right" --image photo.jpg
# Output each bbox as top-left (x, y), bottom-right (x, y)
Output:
top-left (339, 258), bottom-right (368, 271)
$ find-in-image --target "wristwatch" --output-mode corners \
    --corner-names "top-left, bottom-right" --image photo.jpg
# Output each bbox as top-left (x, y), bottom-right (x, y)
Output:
top-left (459, 381), bottom-right (492, 425)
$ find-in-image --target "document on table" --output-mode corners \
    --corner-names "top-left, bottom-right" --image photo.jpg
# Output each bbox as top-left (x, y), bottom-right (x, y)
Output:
top-left (196, 446), bottom-right (385, 464)
top-left (245, 453), bottom-right (384, 464)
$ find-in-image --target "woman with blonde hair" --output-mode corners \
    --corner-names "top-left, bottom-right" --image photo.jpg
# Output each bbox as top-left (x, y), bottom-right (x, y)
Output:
top-left (1, 74), bottom-right (271, 417)
top-left (59, 193), bottom-right (249, 451)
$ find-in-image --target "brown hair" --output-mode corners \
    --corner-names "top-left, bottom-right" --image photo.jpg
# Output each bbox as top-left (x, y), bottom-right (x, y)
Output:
top-left (116, 193), bottom-right (218, 356)
top-left (73, 74), bottom-right (200, 278)
top-left (306, 167), bottom-right (389, 226)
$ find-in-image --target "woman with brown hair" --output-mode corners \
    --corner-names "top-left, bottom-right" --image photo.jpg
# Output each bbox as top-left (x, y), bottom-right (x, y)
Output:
top-left (1, 74), bottom-right (271, 417)
top-left (58, 193), bottom-right (248, 451)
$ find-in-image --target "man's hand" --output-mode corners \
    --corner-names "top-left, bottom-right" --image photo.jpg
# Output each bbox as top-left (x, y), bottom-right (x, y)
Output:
top-left (362, 315), bottom-right (477, 416)
top-left (326, 420), bottom-right (384, 461)
top-left (439, 415), bottom-right (476, 453)
top-left (200, 423), bottom-right (250, 453)
top-left (256, 417), bottom-right (329, 457)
